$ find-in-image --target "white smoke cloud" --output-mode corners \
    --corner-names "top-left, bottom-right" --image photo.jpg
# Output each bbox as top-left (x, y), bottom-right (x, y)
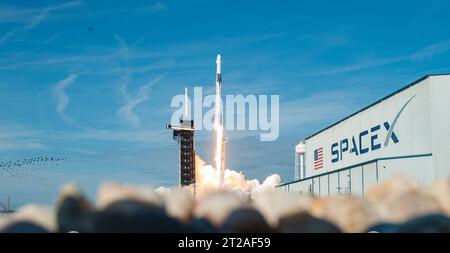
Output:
top-left (194, 155), bottom-right (281, 200)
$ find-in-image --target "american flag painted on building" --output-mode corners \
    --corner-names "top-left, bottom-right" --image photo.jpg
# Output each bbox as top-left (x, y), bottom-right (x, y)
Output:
top-left (314, 147), bottom-right (323, 170)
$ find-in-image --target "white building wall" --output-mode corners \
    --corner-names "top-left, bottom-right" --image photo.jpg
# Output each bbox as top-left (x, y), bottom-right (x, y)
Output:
top-left (430, 76), bottom-right (450, 179)
top-left (305, 76), bottom-right (435, 178)
top-left (278, 75), bottom-right (450, 196)
top-left (377, 156), bottom-right (433, 187)
top-left (350, 166), bottom-right (363, 196)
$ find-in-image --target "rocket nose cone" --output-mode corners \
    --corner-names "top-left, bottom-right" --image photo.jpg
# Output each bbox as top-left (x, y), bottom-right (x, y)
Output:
top-left (216, 54), bottom-right (222, 74)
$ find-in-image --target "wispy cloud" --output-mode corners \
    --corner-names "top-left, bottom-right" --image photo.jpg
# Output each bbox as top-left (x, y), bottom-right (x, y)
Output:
top-left (62, 147), bottom-right (100, 155)
top-left (0, 2), bottom-right (82, 23)
top-left (115, 35), bottom-right (164, 127)
top-left (118, 74), bottom-right (164, 127)
top-left (293, 38), bottom-right (450, 78)
top-left (0, 4), bottom-right (37, 23)
top-left (0, 142), bottom-right (46, 152)
top-left (0, 1), bottom-right (82, 46)
top-left (102, 2), bottom-right (167, 16)
top-left (301, 56), bottom-right (405, 76)
top-left (0, 124), bottom-right (46, 152)
top-left (410, 39), bottom-right (450, 60)
top-left (8, 33), bottom-right (61, 45)
top-left (143, 2), bottom-right (167, 13)
top-left (53, 128), bottom-right (168, 143)
top-left (0, 32), bottom-right (284, 72)
top-left (280, 89), bottom-right (361, 130)
top-left (52, 73), bottom-right (77, 123)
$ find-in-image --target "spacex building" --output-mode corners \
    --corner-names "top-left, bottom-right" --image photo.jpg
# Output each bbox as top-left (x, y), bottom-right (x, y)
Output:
top-left (278, 74), bottom-right (450, 196)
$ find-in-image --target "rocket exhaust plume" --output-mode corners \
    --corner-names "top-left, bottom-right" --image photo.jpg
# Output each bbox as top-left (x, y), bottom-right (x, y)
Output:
top-left (165, 54), bottom-right (281, 199)
top-left (214, 54), bottom-right (226, 186)
top-left (194, 155), bottom-right (282, 200)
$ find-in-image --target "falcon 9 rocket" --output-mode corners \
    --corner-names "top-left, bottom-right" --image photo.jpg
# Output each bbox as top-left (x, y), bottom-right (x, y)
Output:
top-left (214, 54), bottom-right (226, 186)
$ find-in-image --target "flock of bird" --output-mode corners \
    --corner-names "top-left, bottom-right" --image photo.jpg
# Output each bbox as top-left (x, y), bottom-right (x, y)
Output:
top-left (0, 156), bottom-right (69, 181)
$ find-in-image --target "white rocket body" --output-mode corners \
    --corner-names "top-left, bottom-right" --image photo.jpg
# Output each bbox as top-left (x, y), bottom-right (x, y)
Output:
top-left (215, 54), bottom-right (222, 126)
top-left (214, 54), bottom-right (225, 186)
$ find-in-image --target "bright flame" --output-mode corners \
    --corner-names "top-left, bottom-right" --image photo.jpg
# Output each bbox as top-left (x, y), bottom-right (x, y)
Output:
top-left (214, 71), bottom-right (223, 185)
top-left (214, 124), bottom-right (223, 185)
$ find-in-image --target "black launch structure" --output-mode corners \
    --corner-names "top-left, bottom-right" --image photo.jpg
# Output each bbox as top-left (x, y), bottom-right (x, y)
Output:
top-left (167, 119), bottom-right (196, 187)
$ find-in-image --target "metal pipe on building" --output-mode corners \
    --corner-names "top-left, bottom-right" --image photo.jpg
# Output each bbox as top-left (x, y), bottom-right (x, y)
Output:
top-left (295, 141), bottom-right (306, 180)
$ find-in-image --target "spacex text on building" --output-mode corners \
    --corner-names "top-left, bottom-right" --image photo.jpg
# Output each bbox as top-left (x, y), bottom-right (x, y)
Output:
top-left (330, 121), bottom-right (399, 163)
top-left (330, 94), bottom-right (416, 163)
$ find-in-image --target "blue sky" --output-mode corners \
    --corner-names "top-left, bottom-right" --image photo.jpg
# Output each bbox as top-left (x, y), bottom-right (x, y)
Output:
top-left (1, 0), bottom-right (450, 207)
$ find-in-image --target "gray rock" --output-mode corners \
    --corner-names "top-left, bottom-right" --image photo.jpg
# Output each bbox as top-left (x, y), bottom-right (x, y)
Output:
top-left (278, 212), bottom-right (341, 233)
top-left (221, 208), bottom-right (273, 233)
top-left (396, 214), bottom-right (450, 233)
top-left (92, 199), bottom-right (188, 233)
top-left (57, 191), bottom-right (95, 233)
top-left (365, 223), bottom-right (399, 233)
top-left (188, 218), bottom-right (218, 233)
top-left (1, 221), bottom-right (50, 233)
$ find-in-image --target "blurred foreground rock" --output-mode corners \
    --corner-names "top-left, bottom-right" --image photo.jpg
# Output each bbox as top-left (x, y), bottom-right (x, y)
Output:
top-left (221, 208), bottom-right (273, 233)
top-left (309, 195), bottom-right (379, 232)
top-left (278, 212), bottom-right (341, 233)
top-left (163, 189), bottom-right (194, 223)
top-left (194, 190), bottom-right (247, 228)
top-left (5, 204), bottom-right (56, 232)
top-left (96, 182), bottom-right (164, 209)
top-left (366, 176), bottom-right (442, 223)
top-left (428, 178), bottom-right (450, 215)
top-left (1, 221), bottom-right (50, 233)
top-left (252, 191), bottom-right (312, 227)
top-left (57, 183), bottom-right (95, 233)
top-left (366, 214), bottom-right (450, 233)
top-left (92, 199), bottom-right (187, 232)
top-left (1, 176), bottom-right (449, 233)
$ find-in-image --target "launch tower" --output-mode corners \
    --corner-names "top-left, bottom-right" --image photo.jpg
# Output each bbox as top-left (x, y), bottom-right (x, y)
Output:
top-left (167, 88), bottom-right (196, 187)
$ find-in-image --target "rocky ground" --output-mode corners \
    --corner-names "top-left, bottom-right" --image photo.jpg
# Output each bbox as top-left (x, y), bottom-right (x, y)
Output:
top-left (0, 176), bottom-right (449, 233)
